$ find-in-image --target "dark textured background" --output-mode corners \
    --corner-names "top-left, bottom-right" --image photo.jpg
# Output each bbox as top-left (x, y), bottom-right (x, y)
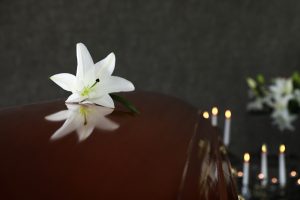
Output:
top-left (0, 0), bottom-right (300, 157)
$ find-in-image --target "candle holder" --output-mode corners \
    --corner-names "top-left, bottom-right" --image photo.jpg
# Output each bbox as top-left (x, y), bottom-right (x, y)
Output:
top-left (229, 151), bottom-right (300, 200)
top-left (206, 106), bottom-right (300, 199)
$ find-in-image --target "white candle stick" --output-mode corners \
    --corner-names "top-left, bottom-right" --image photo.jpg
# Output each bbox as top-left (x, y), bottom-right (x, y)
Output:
top-left (211, 107), bottom-right (218, 126)
top-left (279, 144), bottom-right (286, 188)
top-left (261, 144), bottom-right (268, 186)
top-left (223, 110), bottom-right (231, 146)
top-left (243, 153), bottom-right (250, 187)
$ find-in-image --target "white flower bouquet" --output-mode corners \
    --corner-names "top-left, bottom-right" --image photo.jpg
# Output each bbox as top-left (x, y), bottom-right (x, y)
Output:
top-left (246, 72), bottom-right (300, 131)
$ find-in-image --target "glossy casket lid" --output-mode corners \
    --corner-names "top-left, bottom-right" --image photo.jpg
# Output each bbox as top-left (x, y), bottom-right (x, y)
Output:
top-left (0, 91), bottom-right (237, 200)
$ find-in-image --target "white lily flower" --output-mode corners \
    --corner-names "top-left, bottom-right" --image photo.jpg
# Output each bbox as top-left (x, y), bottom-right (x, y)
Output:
top-left (271, 108), bottom-right (297, 131)
top-left (247, 97), bottom-right (267, 110)
top-left (50, 43), bottom-right (135, 108)
top-left (270, 94), bottom-right (297, 131)
top-left (45, 104), bottom-right (119, 142)
top-left (269, 78), bottom-right (293, 99)
top-left (266, 78), bottom-right (297, 131)
top-left (246, 90), bottom-right (271, 111)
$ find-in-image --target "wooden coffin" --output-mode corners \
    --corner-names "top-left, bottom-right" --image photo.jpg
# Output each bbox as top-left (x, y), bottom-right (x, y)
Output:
top-left (0, 91), bottom-right (238, 200)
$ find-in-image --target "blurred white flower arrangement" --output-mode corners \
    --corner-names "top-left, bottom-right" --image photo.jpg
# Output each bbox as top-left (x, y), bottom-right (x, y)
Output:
top-left (246, 72), bottom-right (300, 131)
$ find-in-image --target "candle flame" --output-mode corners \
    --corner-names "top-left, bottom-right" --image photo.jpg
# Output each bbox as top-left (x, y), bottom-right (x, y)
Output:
top-left (279, 144), bottom-right (285, 153)
top-left (290, 171), bottom-right (297, 177)
top-left (225, 110), bottom-right (231, 118)
top-left (297, 179), bottom-right (300, 185)
top-left (258, 173), bottom-right (264, 180)
top-left (244, 153), bottom-right (250, 162)
top-left (262, 144), bottom-right (267, 153)
top-left (203, 111), bottom-right (209, 119)
top-left (212, 107), bottom-right (218, 115)
top-left (237, 171), bottom-right (243, 177)
top-left (271, 177), bottom-right (278, 184)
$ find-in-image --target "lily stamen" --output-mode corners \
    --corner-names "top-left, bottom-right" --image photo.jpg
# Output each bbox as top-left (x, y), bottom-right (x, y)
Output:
top-left (90, 78), bottom-right (100, 89)
top-left (80, 79), bottom-right (100, 97)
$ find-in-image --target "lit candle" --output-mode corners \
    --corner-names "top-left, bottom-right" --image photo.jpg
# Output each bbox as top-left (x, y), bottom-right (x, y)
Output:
top-left (243, 153), bottom-right (250, 187)
top-left (223, 110), bottom-right (231, 146)
top-left (261, 144), bottom-right (268, 186)
top-left (237, 171), bottom-right (244, 178)
top-left (271, 177), bottom-right (278, 184)
top-left (211, 107), bottom-right (218, 126)
top-left (258, 173), bottom-right (264, 180)
top-left (290, 170), bottom-right (297, 177)
top-left (279, 144), bottom-right (286, 188)
top-left (203, 111), bottom-right (209, 119)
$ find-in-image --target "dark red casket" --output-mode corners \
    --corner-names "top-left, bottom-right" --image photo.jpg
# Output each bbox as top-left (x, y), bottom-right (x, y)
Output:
top-left (0, 91), bottom-right (238, 200)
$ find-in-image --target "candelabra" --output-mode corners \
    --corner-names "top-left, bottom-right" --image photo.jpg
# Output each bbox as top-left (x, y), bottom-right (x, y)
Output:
top-left (203, 107), bottom-right (300, 200)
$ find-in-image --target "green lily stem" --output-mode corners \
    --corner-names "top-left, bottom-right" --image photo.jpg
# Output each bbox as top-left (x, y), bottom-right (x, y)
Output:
top-left (111, 94), bottom-right (140, 114)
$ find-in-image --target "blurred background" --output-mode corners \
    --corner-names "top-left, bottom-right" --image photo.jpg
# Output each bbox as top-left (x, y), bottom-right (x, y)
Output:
top-left (0, 0), bottom-right (299, 157)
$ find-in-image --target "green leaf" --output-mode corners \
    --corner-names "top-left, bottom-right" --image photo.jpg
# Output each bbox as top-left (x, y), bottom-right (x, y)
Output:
top-left (256, 74), bottom-right (265, 85)
top-left (292, 71), bottom-right (300, 89)
top-left (111, 94), bottom-right (140, 114)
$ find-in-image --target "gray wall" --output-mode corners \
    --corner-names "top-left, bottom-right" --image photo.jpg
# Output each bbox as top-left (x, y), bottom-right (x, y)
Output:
top-left (1, 0), bottom-right (300, 157)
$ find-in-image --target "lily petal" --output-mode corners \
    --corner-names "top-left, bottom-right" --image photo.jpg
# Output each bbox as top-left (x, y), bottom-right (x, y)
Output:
top-left (95, 52), bottom-right (115, 80)
top-left (77, 125), bottom-right (95, 142)
top-left (76, 43), bottom-right (94, 80)
top-left (95, 118), bottom-right (120, 131)
top-left (100, 76), bottom-right (135, 94)
top-left (91, 95), bottom-right (115, 108)
top-left (93, 106), bottom-right (115, 116)
top-left (45, 110), bottom-right (69, 121)
top-left (50, 114), bottom-right (81, 141)
top-left (66, 103), bottom-right (82, 111)
top-left (50, 73), bottom-right (76, 92)
top-left (66, 93), bottom-right (85, 103)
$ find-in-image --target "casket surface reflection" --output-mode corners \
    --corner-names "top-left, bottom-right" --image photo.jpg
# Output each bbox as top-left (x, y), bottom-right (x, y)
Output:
top-left (0, 91), bottom-right (237, 200)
